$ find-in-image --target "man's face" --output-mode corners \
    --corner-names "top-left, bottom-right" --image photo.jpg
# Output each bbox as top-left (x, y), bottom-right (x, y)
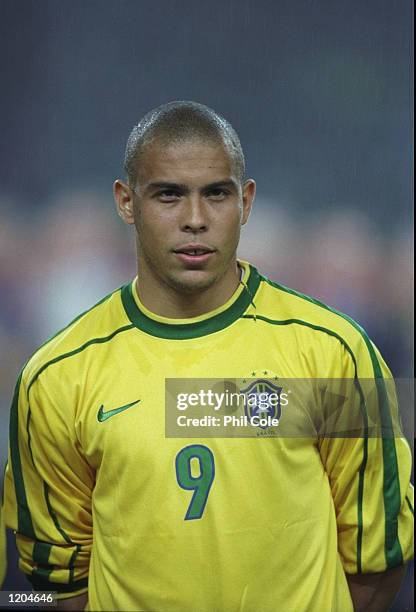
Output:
top-left (115, 139), bottom-right (255, 294)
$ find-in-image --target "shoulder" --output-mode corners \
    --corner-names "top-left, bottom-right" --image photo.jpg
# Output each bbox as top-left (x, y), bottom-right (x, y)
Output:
top-left (256, 272), bottom-right (365, 342)
top-left (253, 267), bottom-right (385, 377)
top-left (21, 284), bottom-right (133, 390)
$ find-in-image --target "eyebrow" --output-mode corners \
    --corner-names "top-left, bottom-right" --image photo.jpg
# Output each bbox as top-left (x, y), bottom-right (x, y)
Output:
top-left (144, 179), bottom-right (239, 194)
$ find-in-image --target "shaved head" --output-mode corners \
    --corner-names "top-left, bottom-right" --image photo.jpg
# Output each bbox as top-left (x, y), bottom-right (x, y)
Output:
top-left (124, 101), bottom-right (245, 186)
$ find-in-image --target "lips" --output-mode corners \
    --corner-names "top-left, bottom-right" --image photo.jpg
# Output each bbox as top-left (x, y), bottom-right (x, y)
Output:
top-left (173, 244), bottom-right (216, 266)
top-left (173, 245), bottom-right (215, 255)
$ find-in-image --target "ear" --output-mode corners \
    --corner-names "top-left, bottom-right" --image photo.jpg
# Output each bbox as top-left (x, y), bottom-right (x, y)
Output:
top-left (241, 179), bottom-right (256, 226)
top-left (114, 179), bottom-right (135, 225)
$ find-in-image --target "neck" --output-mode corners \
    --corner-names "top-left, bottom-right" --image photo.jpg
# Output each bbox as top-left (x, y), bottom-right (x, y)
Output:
top-left (135, 261), bottom-right (242, 319)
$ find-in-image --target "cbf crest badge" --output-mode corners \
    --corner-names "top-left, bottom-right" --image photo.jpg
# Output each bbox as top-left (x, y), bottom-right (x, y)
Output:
top-left (241, 378), bottom-right (283, 430)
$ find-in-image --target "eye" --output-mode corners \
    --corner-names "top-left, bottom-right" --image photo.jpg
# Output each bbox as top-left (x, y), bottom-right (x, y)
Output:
top-left (156, 190), bottom-right (181, 202)
top-left (205, 188), bottom-right (230, 201)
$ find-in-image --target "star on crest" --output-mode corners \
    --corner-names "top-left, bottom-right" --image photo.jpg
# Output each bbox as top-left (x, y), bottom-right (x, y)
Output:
top-left (246, 370), bottom-right (279, 380)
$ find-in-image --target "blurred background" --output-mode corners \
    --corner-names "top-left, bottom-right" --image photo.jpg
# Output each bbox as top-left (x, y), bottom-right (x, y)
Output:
top-left (0, 0), bottom-right (413, 608)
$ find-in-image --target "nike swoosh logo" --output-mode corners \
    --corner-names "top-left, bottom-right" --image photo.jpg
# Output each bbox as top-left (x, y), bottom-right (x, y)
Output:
top-left (97, 400), bottom-right (141, 422)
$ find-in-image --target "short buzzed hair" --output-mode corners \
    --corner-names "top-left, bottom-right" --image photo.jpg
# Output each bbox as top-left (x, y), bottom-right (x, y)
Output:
top-left (124, 101), bottom-right (245, 186)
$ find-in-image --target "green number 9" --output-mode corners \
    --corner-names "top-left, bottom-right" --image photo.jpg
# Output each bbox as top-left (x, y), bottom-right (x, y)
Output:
top-left (175, 445), bottom-right (215, 520)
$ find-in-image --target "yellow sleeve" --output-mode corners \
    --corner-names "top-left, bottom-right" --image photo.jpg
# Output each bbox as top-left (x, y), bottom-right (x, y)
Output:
top-left (4, 370), bottom-right (93, 597)
top-left (319, 332), bottom-right (414, 574)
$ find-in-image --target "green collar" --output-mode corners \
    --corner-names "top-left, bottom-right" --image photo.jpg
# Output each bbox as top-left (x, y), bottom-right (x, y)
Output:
top-left (120, 263), bottom-right (261, 339)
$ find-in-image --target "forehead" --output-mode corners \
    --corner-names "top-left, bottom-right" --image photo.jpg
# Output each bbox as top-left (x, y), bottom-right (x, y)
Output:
top-left (136, 139), bottom-right (238, 186)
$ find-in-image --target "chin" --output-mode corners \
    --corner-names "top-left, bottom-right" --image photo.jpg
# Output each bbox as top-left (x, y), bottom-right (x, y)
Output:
top-left (168, 270), bottom-right (218, 294)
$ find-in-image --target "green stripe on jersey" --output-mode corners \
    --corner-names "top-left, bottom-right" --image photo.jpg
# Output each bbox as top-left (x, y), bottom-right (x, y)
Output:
top-left (9, 373), bottom-right (36, 539)
top-left (10, 286), bottom-right (123, 536)
top-left (262, 276), bottom-right (403, 569)
top-left (11, 320), bottom-right (135, 572)
top-left (32, 541), bottom-right (51, 566)
top-left (27, 324), bottom-right (134, 394)
top-left (28, 573), bottom-right (88, 593)
top-left (43, 483), bottom-right (73, 545)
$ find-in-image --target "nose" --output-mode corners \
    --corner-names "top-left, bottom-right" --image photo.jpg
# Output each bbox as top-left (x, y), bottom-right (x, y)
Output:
top-left (181, 194), bottom-right (208, 233)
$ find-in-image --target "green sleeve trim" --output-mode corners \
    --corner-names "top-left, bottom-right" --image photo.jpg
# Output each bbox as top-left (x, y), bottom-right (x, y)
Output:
top-left (262, 277), bottom-right (403, 569)
top-left (42, 482), bottom-right (83, 584)
top-left (28, 573), bottom-right (88, 593)
top-left (26, 409), bottom-right (35, 466)
top-left (31, 541), bottom-right (53, 583)
top-left (31, 537), bottom-right (82, 589)
top-left (32, 541), bottom-right (51, 566)
top-left (9, 373), bottom-right (36, 539)
top-left (30, 565), bottom-right (54, 583)
top-left (358, 336), bottom-right (403, 568)
top-left (405, 495), bottom-right (414, 516)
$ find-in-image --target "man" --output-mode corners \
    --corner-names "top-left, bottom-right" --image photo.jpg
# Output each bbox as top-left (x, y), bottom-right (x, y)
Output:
top-left (4, 101), bottom-right (413, 611)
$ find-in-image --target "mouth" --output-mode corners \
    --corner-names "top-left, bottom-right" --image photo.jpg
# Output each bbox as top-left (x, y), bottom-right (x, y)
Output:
top-left (173, 245), bottom-right (216, 266)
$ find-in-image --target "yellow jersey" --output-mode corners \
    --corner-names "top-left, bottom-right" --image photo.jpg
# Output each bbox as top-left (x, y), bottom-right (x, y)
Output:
top-left (4, 260), bottom-right (414, 611)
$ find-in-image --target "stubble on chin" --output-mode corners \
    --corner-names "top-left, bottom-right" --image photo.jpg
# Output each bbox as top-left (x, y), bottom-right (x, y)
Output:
top-left (139, 249), bottom-right (219, 295)
top-left (164, 269), bottom-right (220, 295)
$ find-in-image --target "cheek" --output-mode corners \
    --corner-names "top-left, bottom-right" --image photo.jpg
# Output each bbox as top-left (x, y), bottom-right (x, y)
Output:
top-left (221, 208), bottom-right (243, 235)
top-left (135, 207), bottom-right (164, 240)
top-left (216, 216), bottom-right (242, 255)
